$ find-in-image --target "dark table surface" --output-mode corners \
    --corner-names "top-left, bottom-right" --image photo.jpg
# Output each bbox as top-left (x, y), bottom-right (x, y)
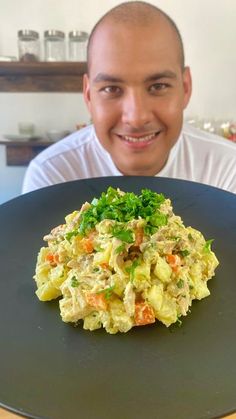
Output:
top-left (0, 176), bottom-right (236, 419)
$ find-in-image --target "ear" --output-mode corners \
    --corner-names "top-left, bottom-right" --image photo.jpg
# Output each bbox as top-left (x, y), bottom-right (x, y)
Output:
top-left (182, 66), bottom-right (192, 109)
top-left (83, 73), bottom-right (92, 112)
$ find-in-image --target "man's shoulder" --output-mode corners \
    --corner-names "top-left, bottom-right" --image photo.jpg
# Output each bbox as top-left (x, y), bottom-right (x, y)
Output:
top-left (51, 124), bottom-right (95, 150)
top-left (34, 124), bottom-right (96, 164)
top-left (182, 122), bottom-right (236, 151)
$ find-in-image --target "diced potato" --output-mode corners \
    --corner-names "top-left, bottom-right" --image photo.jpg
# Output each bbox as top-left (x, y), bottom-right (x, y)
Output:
top-left (202, 252), bottom-right (219, 278)
top-left (133, 262), bottom-right (151, 291)
top-left (112, 273), bottom-right (127, 297)
top-left (191, 276), bottom-right (210, 300)
top-left (83, 312), bottom-right (102, 331)
top-left (34, 265), bottom-right (51, 288)
top-left (36, 282), bottom-right (62, 301)
top-left (109, 300), bottom-right (133, 333)
top-left (50, 265), bottom-right (67, 289)
top-left (154, 256), bottom-right (172, 283)
top-left (93, 242), bottom-right (112, 266)
top-left (123, 282), bottom-right (135, 316)
top-left (65, 210), bottom-right (79, 225)
top-left (155, 293), bottom-right (178, 327)
top-left (144, 283), bottom-right (164, 312)
top-left (190, 262), bottom-right (202, 278)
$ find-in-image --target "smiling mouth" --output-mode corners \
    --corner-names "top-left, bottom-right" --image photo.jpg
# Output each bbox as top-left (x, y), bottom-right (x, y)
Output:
top-left (117, 131), bottom-right (161, 143)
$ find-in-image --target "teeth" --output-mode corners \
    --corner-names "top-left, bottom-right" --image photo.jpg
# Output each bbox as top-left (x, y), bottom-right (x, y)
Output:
top-left (122, 132), bottom-right (157, 143)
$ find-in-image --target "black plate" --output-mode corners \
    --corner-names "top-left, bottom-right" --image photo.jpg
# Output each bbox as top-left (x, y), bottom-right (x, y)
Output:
top-left (0, 177), bottom-right (236, 419)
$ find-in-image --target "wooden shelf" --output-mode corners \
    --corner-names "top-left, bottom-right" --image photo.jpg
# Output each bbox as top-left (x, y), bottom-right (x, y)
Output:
top-left (0, 61), bottom-right (87, 92)
top-left (0, 140), bottom-right (53, 146)
top-left (0, 139), bottom-right (54, 166)
top-left (0, 62), bottom-right (87, 164)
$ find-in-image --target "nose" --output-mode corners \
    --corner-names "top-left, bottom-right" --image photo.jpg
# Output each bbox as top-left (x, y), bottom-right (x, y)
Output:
top-left (121, 90), bottom-right (153, 129)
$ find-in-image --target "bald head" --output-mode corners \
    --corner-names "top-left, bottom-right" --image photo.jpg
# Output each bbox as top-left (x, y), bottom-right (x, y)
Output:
top-left (87, 1), bottom-right (185, 72)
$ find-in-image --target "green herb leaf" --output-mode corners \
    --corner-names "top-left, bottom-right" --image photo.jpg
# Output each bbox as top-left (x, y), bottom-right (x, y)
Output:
top-left (203, 239), bottom-right (214, 253)
top-left (96, 285), bottom-right (115, 300)
top-left (112, 225), bottom-right (134, 243)
top-left (149, 211), bottom-right (168, 228)
top-left (177, 279), bottom-right (184, 288)
top-left (78, 187), bottom-right (167, 236)
top-left (115, 243), bottom-right (126, 254)
top-left (94, 245), bottom-right (104, 252)
top-left (176, 317), bottom-right (182, 327)
top-left (71, 276), bottom-right (79, 287)
top-left (179, 249), bottom-right (190, 257)
top-left (65, 230), bottom-right (79, 241)
top-left (126, 258), bottom-right (141, 282)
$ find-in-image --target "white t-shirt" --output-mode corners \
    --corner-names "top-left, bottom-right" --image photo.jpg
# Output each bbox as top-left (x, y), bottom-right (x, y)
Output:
top-left (22, 123), bottom-right (236, 194)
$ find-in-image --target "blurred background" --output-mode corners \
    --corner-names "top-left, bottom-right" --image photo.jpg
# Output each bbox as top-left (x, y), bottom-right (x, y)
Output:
top-left (0, 0), bottom-right (235, 203)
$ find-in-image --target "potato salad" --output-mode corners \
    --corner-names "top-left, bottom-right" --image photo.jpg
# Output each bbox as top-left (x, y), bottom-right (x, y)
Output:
top-left (34, 187), bottom-right (219, 334)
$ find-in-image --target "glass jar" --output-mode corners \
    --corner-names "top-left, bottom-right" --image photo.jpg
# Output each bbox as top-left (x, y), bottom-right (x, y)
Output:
top-left (68, 31), bottom-right (88, 61)
top-left (18, 30), bottom-right (40, 62)
top-left (44, 30), bottom-right (65, 61)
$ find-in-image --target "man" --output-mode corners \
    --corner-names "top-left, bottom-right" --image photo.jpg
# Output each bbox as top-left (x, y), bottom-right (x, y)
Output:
top-left (22, 1), bottom-right (236, 194)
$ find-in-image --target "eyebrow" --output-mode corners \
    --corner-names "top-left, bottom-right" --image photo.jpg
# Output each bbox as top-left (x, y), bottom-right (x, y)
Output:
top-left (92, 70), bottom-right (177, 84)
top-left (144, 71), bottom-right (177, 82)
top-left (93, 73), bottom-right (124, 83)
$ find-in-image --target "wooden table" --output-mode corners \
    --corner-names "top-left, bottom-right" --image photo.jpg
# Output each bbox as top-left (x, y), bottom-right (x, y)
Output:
top-left (1, 407), bottom-right (236, 418)
top-left (0, 409), bottom-right (24, 419)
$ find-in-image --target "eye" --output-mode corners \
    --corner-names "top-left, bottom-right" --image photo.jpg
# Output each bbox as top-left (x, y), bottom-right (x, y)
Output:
top-left (100, 86), bottom-right (122, 96)
top-left (149, 83), bottom-right (170, 94)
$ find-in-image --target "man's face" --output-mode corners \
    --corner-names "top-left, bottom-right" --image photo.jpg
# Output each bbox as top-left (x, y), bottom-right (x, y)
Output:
top-left (83, 18), bottom-right (192, 176)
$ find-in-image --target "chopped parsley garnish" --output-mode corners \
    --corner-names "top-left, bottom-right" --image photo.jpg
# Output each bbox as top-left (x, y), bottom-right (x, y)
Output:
top-left (126, 258), bottom-right (141, 282)
top-left (179, 249), bottom-right (190, 257)
top-left (65, 230), bottom-right (79, 241)
top-left (93, 245), bottom-right (104, 252)
top-left (144, 211), bottom-right (168, 235)
top-left (78, 187), bottom-right (167, 236)
top-left (177, 278), bottom-right (184, 288)
top-left (112, 225), bottom-right (134, 243)
top-left (97, 285), bottom-right (115, 300)
top-left (115, 243), bottom-right (126, 254)
top-left (170, 236), bottom-right (180, 241)
top-left (203, 239), bottom-right (214, 253)
top-left (176, 318), bottom-right (182, 327)
top-left (71, 276), bottom-right (79, 287)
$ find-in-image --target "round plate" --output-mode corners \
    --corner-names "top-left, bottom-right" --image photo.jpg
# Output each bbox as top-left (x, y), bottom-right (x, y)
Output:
top-left (0, 177), bottom-right (236, 419)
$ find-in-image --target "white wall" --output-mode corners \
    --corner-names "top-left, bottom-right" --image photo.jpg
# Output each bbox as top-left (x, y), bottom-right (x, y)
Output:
top-left (0, 0), bottom-right (235, 203)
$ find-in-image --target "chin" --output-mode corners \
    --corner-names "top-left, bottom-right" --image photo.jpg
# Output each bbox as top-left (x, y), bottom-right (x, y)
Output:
top-left (119, 161), bottom-right (158, 176)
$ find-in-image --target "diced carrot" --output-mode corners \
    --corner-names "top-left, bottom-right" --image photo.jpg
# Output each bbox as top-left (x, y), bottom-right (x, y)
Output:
top-left (86, 292), bottom-right (108, 311)
top-left (134, 302), bottom-right (155, 326)
top-left (100, 262), bottom-right (109, 269)
top-left (45, 252), bottom-right (59, 265)
top-left (81, 238), bottom-right (94, 253)
top-left (46, 253), bottom-right (54, 262)
top-left (166, 254), bottom-right (181, 272)
top-left (134, 227), bottom-right (144, 247)
top-left (54, 253), bottom-right (59, 263)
